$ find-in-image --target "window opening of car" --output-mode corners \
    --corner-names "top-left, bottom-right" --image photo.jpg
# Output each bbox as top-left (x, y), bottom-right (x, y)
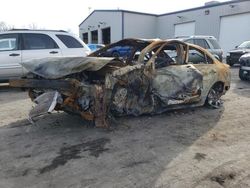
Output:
top-left (56, 34), bottom-right (83, 48)
top-left (185, 39), bottom-right (194, 44)
top-left (109, 45), bottom-right (132, 59)
top-left (0, 34), bottom-right (18, 51)
top-left (97, 44), bottom-right (147, 64)
top-left (147, 42), bottom-right (187, 69)
top-left (194, 39), bottom-right (209, 49)
top-left (208, 39), bottom-right (221, 49)
top-left (23, 33), bottom-right (58, 50)
top-left (188, 46), bottom-right (213, 64)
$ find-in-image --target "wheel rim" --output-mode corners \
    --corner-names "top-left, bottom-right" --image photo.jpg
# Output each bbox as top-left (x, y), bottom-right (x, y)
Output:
top-left (207, 88), bottom-right (222, 108)
top-left (112, 52), bottom-right (119, 58)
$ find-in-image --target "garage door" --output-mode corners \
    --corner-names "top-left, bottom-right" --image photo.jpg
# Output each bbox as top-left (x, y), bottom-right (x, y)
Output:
top-left (174, 22), bottom-right (195, 37)
top-left (219, 13), bottom-right (250, 54)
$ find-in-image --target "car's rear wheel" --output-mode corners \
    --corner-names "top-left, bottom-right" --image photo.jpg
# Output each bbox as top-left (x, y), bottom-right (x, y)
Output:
top-left (206, 83), bottom-right (224, 109)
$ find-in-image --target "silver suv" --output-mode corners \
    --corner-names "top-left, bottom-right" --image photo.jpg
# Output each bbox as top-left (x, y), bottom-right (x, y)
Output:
top-left (177, 36), bottom-right (223, 62)
top-left (0, 29), bottom-right (91, 82)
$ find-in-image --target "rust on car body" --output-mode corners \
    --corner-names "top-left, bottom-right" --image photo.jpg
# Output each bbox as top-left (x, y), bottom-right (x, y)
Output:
top-left (9, 38), bottom-right (231, 127)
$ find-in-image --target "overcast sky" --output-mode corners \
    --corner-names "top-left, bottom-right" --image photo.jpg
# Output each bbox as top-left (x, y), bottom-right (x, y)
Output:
top-left (1, 0), bottom-right (228, 35)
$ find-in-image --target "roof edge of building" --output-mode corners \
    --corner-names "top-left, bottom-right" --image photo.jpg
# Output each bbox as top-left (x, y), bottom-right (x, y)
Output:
top-left (79, 0), bottom-right (249, 26)
top-left (158, 0), bottom-right (249, 17)
top-left (79, 9), bottom-right (157, 27)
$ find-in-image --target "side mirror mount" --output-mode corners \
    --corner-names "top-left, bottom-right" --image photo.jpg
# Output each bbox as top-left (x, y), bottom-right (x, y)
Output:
top-left (214, 55), bottom-right (220, 61)
top-left (235, 45), bottom-right (238, 48)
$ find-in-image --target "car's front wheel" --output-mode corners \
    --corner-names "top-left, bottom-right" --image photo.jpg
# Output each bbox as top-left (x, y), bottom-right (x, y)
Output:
top-left (206, 83), bottom-right (224, 109)
top-left (112, 51), bottom-right (120, 58)
top-left (239, 69), bottom-right (247, 81)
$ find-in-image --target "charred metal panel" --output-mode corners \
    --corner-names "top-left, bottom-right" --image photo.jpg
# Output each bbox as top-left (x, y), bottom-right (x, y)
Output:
top-left (9, 79), bottom-right (77, 92)
top-left (29, 91), bottom-right (62, 123)
top-left (109, 67), bottom-right (153, 116)
top-left (21, 57), bottom-right (114, 79)
top-left (152, 64), bottom-right (203, 106)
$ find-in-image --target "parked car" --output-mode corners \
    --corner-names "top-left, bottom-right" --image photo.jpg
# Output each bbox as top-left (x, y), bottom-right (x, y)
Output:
top-left (239, 52), bottom-right (250, 80)
top-left (87, 44), bottom-right (105, 52)
top-left (0, 29), bottom-right (91, 82)
top-left (100, 45), bottom-right (133, 58)
top-left (9, 38), bottom-right (231, 127)
top-left (90, 38), bottom-right (157, 62)
top-left (177, 35), bottom-right (223, 62)
top-left (226, 41), bottom-right (250, 66)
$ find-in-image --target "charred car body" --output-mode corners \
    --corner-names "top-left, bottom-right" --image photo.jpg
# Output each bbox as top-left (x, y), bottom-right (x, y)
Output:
top-left (9, 39), bottom-right (231, 127)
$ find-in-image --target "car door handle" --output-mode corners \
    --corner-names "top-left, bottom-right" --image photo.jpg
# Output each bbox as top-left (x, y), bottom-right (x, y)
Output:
top-left (49, 51), bottom-right (58, 54)
top-left (9, 53), bottom-right (20, 57)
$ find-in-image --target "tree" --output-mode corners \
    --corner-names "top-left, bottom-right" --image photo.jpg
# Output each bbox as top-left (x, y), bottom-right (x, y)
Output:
top-left (28, 23), bottom-right (38, 29)
top-left (0, 22), bottom-right (13, 31)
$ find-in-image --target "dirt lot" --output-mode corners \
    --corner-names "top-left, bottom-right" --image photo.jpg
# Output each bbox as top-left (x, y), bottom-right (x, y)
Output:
top-left (0, 67), bottom-right (250, 188)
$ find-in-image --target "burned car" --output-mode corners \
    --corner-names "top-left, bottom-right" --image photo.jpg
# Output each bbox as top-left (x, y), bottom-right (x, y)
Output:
top-left (9, 39), bottom-right (231, 127)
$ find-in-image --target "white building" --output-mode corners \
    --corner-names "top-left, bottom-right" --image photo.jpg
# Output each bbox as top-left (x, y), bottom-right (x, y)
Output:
top-left (79, 0), bottom-right (250, 53)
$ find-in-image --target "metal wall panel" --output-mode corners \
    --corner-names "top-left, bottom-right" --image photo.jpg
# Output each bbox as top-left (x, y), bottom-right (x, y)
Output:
top-left (219, 13), bottom-right (250, 53)
top-left (174, 22), bottom-right (195, 37)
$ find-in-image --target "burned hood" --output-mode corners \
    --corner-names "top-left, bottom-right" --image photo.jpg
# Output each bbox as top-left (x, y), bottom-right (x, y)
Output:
top-left (21, 56), bottom-right (114, 79)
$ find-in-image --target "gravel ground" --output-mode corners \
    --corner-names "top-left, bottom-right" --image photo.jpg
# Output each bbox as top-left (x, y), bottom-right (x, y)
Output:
top-left (0, 67), bottom-right (250, 188)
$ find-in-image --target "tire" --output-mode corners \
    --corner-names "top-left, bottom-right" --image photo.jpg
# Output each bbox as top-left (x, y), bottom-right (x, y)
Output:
top-left (206, 83), bottom-right (223, 109)
top-left (112, 51), bottom-right (120, 58)
top-left (239, 69), bottom-right (247, 81)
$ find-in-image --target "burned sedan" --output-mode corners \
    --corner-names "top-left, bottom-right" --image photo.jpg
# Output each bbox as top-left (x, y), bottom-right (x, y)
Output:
top-left (9, 39), bottom-right (231, 127)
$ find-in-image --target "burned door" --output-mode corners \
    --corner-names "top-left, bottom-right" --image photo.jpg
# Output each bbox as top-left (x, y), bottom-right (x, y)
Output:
top-left (187, 45), bottom-right (218, 94)
top-left (149, 42), bottom-right (203, 107)
top-left (152, 64), bottom-right (203, 106)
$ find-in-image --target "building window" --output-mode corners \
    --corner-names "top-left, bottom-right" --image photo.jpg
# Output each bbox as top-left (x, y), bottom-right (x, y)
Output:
top-left (91, 30), bottom-right (98, 44)
top-left (82, 33), bottom-right (88, 44)
top-left (102, 27), bottom-right (110, 45)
